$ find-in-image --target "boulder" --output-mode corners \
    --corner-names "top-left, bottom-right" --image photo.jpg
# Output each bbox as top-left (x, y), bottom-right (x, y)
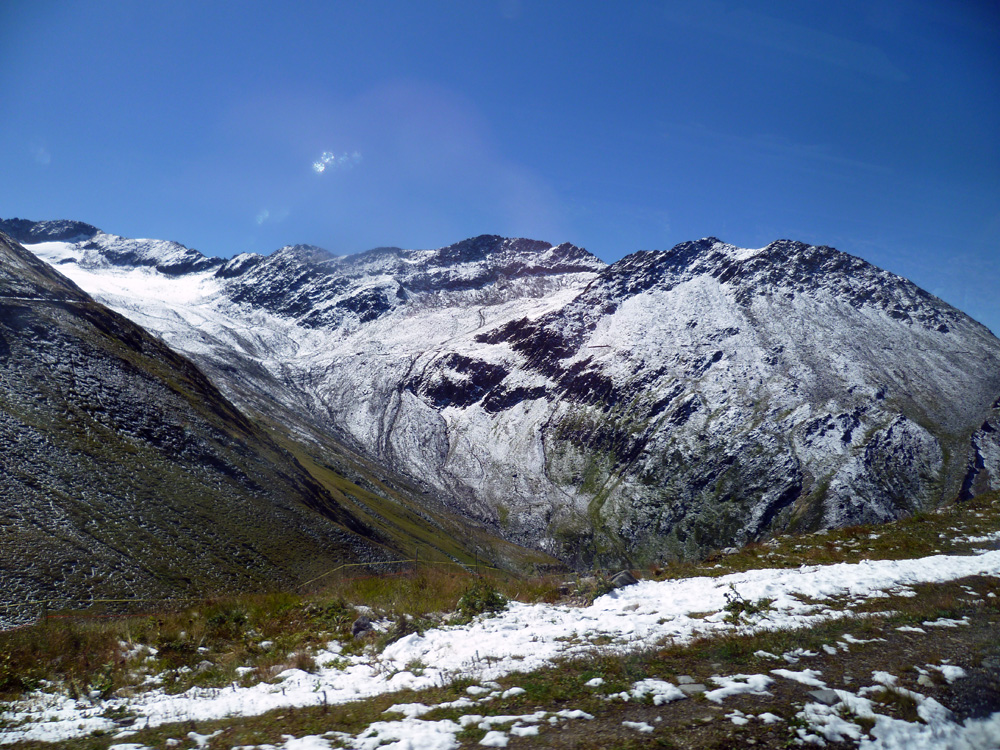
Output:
top-left (352, 615), bottom-right (372, 637)
top-left (610, 570), bottom-right (639, 588)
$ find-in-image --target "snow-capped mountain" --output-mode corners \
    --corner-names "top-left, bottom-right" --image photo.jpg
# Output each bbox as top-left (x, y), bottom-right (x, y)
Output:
top-left (9, 218), bottom-right (1000, 566)
top-left (0, 229), bottom-right (406, 619)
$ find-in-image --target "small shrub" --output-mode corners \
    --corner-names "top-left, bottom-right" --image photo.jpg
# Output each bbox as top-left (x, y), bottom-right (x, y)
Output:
top-left (574, 576), bottom-right (616, 604)
top-left (206, 607), bottom-right (248, 640)
top-left (872, 686), bottom-right (921, 722)
top-left (291, 651), bottom-right (317, 673)
top-left (379, 615), bottom-right (423, 648)
top-left (405, 659), bottom-right (427, 676)
top-left (88, 663), bottom-right (116, 701)
top-left (315, 597), bottom-right (354, 633)
top-left (722, 585), bottom-right (774, 625)
top-left (457, 579), bottom-right (508, 620)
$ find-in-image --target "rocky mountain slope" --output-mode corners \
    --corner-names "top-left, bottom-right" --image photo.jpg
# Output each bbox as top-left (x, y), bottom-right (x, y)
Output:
top-left (0, 230), bottom-right (408, 623)
top-left (8, 218), bottom-right (1000, 567)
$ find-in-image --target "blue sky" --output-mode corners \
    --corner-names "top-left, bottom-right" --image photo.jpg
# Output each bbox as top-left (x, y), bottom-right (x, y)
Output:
top-left (2, 1), bottom-right (998, 332)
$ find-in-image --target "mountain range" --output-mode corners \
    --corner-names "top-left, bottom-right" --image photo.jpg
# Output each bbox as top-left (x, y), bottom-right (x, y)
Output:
top-left (3, 217), bottom-right (999, 583)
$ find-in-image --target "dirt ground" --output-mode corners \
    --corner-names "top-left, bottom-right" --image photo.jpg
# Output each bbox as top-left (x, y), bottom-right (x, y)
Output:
top-left (480, 585), bottom-right (1000, 749)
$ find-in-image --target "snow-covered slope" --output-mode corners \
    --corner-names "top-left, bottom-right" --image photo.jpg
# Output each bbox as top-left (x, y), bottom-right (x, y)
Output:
top-left (11, 219), bottom-right (1000, 566)
top-left (0, 230), bottom-right (402, 615)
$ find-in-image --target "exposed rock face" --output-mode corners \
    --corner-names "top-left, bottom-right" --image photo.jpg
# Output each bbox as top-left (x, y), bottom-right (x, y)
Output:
top-left (12, 218), bottom-right (1000, 568)
top-left (0, 230), bottom-right (398, 626)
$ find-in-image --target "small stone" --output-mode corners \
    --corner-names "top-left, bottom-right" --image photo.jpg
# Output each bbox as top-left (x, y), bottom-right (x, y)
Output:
top-left (677, 675), bottom-right (696, 684)
top-left (807, 689), bottom-right (841, 706)
top-left (352, 616), bottom-right (372, 637)
top-left (195, 660), bottom-right (213, 674)
top-left (917, 675), bottom-right (935, 688)
top-left (610, 570), bottom-right (639, 588)
top-left (679, 683), bottom-right (708, 695)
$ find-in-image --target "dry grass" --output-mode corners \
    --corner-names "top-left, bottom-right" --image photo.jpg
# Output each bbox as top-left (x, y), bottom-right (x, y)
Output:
top-left (0, 567), bottom-right (561, 701)
top-left (3, 492), bottom-right (998, 748)
top-left (4, 492), bottom-right (997, 701)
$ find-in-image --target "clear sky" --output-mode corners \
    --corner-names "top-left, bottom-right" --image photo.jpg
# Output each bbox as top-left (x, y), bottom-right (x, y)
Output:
top-left (2, 1), bottom-right (998, 333)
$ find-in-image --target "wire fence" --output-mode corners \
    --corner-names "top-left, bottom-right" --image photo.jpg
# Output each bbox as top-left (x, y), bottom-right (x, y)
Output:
top-left (295, 550), bottom-right (504, 591)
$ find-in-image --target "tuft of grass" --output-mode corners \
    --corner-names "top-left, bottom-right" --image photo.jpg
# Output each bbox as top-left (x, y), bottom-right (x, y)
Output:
top-left (456, 578), bottom-right (508, 620)
top-left (871, 685), bottom-right (922, 723)
top-left (721, 585), bottom-right (774, 625)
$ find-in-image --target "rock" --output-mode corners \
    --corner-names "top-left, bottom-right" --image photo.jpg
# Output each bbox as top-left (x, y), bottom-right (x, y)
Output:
top-left (807, 689), bottom-right (841, 706)
top-left (676, 675), bottom-right (696, 684)
top-left (352, 616), bottom-right (373, 637)
top-left (610, 570), bottom-right (639, 588)
top-left (918, 674), bottom-right (935, 688)
top-left (679, 683), bottom-right (707, 695)
top-left (195, 660), bottom-right (213, 674)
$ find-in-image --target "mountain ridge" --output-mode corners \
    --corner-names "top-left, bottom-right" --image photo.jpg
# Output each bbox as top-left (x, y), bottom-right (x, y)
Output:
top-left (9, 217), bottom-right (1000, 568)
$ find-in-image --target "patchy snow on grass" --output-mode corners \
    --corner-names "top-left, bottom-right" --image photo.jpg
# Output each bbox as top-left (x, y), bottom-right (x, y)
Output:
top-left (928, 663), bottom-right (968, 684)
top-left (793, 670), bottom-right (1000, 750)
top-left (704, 674), bottom-right (774, 703)
top-left (622, 720), bottom-right (655, 732)
top-left (3, 550), bottom-right (1000, 746)
top-left (770, 668), bottom-right (827, 688)
top-left (922, 616), bottom-right (970, 628)
top-left (629, 679), bottom-right (685, 705)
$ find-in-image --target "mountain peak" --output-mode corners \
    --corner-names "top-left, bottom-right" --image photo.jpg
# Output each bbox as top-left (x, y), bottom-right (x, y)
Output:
top-left (272, 244), bottom-right (337, 264)
top-left (0, 217), bottom-right (100, 244)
